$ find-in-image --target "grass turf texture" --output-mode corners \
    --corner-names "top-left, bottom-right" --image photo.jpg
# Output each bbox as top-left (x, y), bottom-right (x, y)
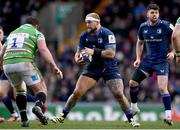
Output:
top-left (0, 121), bottom-right (180, 129)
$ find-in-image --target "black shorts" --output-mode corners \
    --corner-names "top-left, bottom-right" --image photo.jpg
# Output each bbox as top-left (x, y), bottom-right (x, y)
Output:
top-left (82, 67), bottom-right (122, 81)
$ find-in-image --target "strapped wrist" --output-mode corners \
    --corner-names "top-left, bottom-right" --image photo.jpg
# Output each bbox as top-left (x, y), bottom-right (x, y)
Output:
top-left (175, 52), bottom-right (180, 57)
top-left (93, 48), bottom-right (102, 58)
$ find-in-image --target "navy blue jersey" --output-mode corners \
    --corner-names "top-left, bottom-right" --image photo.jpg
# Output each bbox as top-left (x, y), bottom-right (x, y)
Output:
top-left (138, 20), bottom-right (173, 63)
top-left (78, 26), bottom-right (118, 71)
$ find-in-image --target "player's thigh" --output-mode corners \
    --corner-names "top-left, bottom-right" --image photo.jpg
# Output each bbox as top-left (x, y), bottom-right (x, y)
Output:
top-left (22, 63), bottom-right (46, 94)
top-left (74, 75), bottom-right (96, 96)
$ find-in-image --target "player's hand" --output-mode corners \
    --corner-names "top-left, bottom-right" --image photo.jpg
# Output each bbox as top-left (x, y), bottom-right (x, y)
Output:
top-left (133, 59), bottom-right (141, 68)
top-left (166, 52), bottom-right (174, 61)
top-left (53, 66), bottom-right (63, 79)
top-left (84, 47), bottom-right (94, 55)
top-left (74, 52), bottom-right (86, 65)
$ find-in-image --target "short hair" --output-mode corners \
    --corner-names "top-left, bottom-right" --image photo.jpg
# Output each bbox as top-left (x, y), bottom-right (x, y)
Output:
top-left (0, 26), bottom-right (3, 30)
top-left (25, 16), bottom-right (39, 26)
top-left (147, 3), bottom-right (160, 11)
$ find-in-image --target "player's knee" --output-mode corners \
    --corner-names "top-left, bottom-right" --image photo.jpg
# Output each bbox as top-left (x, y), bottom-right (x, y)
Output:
top-left (131, 69), bottom-right (147, 84)
top-left (0, 90), bottom-right (8, 99)
top-left (15, 82), bottom-right (26, 95)
top-left (129, 80), bottom-right (139, 87)
top-left (0, 91), bottom-right (4, 99)
top-left (159, 87), bottom-right (168, 94)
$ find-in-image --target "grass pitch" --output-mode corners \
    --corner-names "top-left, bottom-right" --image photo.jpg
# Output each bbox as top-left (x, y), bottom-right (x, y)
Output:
top-left (0, 120), bottom-right (180, 129)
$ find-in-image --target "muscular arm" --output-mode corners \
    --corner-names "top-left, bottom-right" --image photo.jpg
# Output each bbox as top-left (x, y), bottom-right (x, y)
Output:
top-left (101, 48), bottom-right (115, 59)
top-left (37, 40), bottom-right (57, 68)
top-left (172, 24), bottom-right (180, 53)
top-left (135, 39), bottom-right (144, 60)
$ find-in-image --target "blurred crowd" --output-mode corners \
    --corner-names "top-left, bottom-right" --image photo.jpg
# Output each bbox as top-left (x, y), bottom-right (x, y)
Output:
top-left (0, 0), bottom-right (180, 104)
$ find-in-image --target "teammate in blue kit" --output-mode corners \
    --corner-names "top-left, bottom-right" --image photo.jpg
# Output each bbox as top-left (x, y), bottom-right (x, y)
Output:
top-left (0, 26), bottom-right (19, 122)
top-left (51, 12), bottom-right (140, 127)
top-left (129, 4), bottom-right (174, 126)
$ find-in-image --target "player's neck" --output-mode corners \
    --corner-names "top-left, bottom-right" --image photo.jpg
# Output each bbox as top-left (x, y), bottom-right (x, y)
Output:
top-left (149, 19), bottom-right (159, 26)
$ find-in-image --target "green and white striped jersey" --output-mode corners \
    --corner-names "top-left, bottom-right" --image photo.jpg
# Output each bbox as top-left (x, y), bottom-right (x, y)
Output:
top-left (3, 24), bottom-right (45, 65)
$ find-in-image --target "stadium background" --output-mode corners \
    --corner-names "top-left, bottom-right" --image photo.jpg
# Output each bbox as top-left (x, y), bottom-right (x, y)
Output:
top-left (0, 0), bottom-right (180, 122)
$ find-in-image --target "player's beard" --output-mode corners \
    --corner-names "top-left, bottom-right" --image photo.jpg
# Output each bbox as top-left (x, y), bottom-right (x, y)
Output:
top-left (88, 27), bottom-right (97, 34)
top-left (150, 16), bottom-right (159, 24)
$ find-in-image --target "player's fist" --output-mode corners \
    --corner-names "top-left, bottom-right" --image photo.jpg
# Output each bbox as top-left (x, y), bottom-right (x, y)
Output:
top-left (166, 52), bottom-right (174, 61)
top-left (53, 66), bottom-right (63, 79)
top-left (133, 59), bottom-right (141, 68)
top-left (74, 52), bottom-right (86, 65)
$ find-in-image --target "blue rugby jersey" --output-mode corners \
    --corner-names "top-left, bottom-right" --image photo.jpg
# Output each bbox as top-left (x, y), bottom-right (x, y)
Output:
top-left (78, 26), bottom-right (118, 70)
top-left (138, 20), bottom-right (174, 63)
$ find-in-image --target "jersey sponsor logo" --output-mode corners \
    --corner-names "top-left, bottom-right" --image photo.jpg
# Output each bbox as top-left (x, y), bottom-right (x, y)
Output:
top-left (157, 29), bottom-right (162, 34)
top-left (108, 35), bottom-right (116, 43)
top-left (8, 33), bottom-right (29, 39)
top-left (31, 75), bottom-right (39, 81)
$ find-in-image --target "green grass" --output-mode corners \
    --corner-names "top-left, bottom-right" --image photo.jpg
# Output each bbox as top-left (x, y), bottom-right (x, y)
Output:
top-left (0, 120), bottom-right (180, 129)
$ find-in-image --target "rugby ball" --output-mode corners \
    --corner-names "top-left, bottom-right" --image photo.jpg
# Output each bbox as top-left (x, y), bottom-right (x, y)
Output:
top-left (79, 50), bottom-right (92, 63)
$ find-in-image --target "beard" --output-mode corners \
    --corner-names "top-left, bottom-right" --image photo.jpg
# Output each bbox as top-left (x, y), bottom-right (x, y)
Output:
top-left (87, 27), bottom-right (97, 34)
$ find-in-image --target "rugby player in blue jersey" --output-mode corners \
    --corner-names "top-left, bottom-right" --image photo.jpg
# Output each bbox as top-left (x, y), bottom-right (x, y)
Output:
top-left (51, 12), bottom-right (140, 127)
top-left (129, 4), bottom-right (174, 126)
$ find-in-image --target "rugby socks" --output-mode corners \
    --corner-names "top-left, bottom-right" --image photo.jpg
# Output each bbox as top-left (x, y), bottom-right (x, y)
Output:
top-left (130, 86), bottom-right (139, 103)
top-left (35, 92), bottom-right (46, 109)
top-left (125, 110), bottom-right (134, 122)
top-left (62, 107), bottom-right (70, 118)
top-left (16, 94), bottom-right (28, 122)
top-left (2, 96), bottom-right (15, 114)
top-left (162, 93), bottom-right (172, 119)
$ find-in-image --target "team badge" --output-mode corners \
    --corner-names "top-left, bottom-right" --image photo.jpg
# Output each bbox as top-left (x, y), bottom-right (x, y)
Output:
top-left (108, 35), bottom-right (116, 43)
top-left (157, 29), bottom-right (162, 34)
top-left (98, 38), bottom-right (103, 43)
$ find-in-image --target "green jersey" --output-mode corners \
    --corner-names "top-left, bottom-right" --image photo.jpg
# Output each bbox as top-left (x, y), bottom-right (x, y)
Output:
top-left (176, 17), bottom-right (180, 25)
top-left (3, 24), bottom-right (45, 65)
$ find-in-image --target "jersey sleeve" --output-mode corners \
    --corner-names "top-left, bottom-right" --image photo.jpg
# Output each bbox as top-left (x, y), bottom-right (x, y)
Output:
top-left (137, 24), bottom-right (144, 40)
top-left (176, 17), bottom-right (180, 25)
top-left (104, 31), bottom-right (116, 50)
top-left (77, 33), bottom-right (86, 51)
top-left (36, 31), bottom-right (45, 41)
top-left (164, 20), bottom-right (174, 34)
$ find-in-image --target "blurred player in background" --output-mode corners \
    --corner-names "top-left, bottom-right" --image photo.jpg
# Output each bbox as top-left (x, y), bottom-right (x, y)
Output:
top-left (128, 3), bottom-right (174, 126)
top-left (172, 17), bottom-right (180, 63)
top-left (0, 26), bottom-right (19, 122)
top-left (51, 12), bottom-right (140, 127)
top-left (0, 16), bottom-right (63, 127)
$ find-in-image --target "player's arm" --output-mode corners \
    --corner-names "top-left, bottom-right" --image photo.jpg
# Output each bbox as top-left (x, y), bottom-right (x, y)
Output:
top-left (37, 40), bottom-right (63, 79)
top-left (133, 39), bottom-right (144, 68)
top-left (136, 39), bottom-right (144, 60)
top-left (172, 24), bottom-right (180, 55)
top-left (84, 33), bottom-right (116, 59)
top-left (0, 44), bottom-right (6, 65)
